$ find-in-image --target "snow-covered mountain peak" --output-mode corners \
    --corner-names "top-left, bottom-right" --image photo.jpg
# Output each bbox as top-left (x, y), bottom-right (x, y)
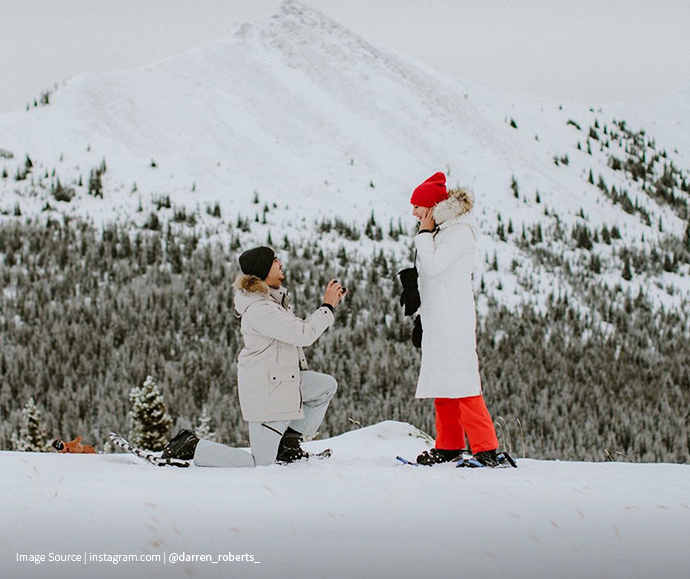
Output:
top-left (1, 0), bottom-right (689, 313)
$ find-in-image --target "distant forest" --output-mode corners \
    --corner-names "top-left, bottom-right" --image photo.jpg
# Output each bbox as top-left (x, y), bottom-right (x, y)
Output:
top-left (0, 214), bottom-right (689, 463)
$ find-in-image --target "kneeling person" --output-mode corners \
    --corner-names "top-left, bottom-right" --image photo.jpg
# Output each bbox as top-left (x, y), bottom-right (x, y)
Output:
top-left (162, 246), bottom-right (346, 467)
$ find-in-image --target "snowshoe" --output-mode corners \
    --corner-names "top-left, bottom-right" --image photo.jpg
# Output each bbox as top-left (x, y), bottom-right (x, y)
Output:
top-left (276, 447), bottom-right (332, 464)
top-left (109, 432), bottom-right (191, 468)
top-left (473, 449), bottom-right (501, 467)
top-left (396, 456), bottom-right (421, 466)
top-left (457, 450), bottom-right (517, 469)
top-left (415, 448), bottom-right (465, 466)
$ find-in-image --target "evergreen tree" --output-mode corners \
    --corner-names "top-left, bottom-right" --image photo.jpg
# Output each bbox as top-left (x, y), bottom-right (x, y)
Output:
top-left (365, 212), bottom-right (383, 241)
top-left (589, 254), bottom-right (602, 274)
top-left (52, 179), bottom-right (75, 202)
top-left (574, 224), bottom-right (593, 250)
top-left (88, 168), bottom-right (103, 198)
top-left (663, 254), bottom-right (677, 273)
top-left (622, 258), bottom-right (633, 281)
top-left (195, 407), bottom-right (216, 441)
top-left (11, 398), bottom-right (48, 452)
top-left (532, 224), bottom-right (543, 244)
top-left (601, 225), bottom-right (611, 245)
top-left (496, 223), bottom-right (506, 241)
top-left (511, 176), bottom-right (519, 199)
top-left (128, 376), bottom-right (172, 451)
top-left (597, 174), bottom-right (608, 193)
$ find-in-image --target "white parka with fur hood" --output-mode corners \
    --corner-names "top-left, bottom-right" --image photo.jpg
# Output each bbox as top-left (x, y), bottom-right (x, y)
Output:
top-left (233, 274), bottom-right (334, 422)
top-left (414, 187), bottom-right (482, 399)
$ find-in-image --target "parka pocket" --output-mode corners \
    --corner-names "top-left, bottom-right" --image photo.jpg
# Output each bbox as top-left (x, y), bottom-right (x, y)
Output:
top-left (266, 367), bottom-right (301, 415)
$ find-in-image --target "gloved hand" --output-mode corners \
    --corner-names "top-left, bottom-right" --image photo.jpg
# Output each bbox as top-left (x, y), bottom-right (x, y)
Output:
top-left (412, 315), bottom-right (423, 349)
top-left (398, 267), bottom-right (421, 316)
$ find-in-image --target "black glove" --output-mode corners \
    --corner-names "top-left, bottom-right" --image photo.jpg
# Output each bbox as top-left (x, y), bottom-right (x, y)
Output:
top-left (412, 315), bottom-right (423, 349)
top-left (397, 267), bottom-right (420, 316)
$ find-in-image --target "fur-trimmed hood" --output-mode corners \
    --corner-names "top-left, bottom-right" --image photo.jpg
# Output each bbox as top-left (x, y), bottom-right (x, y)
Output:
top-left (234, 273), bottom-right (270, 296)
top-left (234, 274), bottom-right (270, 316)
top-left (432, 187), bottom-right (474, 224)
top-left (234, 273), bottom-right (289, 316)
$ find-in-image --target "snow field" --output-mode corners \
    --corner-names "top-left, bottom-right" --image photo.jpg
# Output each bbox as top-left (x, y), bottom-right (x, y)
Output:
top-left (3, 421), bottom-right (689, 579)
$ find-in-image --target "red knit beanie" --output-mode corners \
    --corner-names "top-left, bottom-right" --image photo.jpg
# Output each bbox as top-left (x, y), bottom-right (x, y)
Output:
top-left (410, 172), bottom-right (448, 207)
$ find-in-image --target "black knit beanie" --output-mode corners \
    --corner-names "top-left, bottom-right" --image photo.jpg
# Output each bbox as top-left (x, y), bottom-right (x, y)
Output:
top-left (239, 246), bottom-right (275, 280)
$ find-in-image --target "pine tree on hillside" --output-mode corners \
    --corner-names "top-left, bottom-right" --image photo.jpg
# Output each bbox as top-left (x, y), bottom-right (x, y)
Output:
top-left (88, 168), bottom-right (103, 198)
top-left (195, 407), bottom-right (216, 441)
top-left (128, 376), bottom-right (172, 451)
top-left (11, 397), bottom-right (48, 452)
top-left (622, 258), bottom-right (633, 281)
top-left (511, 175), bottom-right (519, 199)
top-left (601, 225), bottom-right (611, 245)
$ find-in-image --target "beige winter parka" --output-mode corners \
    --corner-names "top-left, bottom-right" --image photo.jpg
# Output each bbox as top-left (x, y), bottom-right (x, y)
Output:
top-left (233, 274), bottom-right (334, 422)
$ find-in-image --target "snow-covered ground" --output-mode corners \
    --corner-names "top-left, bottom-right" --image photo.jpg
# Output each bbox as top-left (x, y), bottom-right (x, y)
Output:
top-left (2, 421), bottom-right (689, 579)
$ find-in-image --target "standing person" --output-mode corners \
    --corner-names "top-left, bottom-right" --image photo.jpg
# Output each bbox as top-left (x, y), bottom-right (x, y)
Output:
top-left (160, 246), bottom-right (346, 467)
top-left (409, 172), bottom-right (503, 467)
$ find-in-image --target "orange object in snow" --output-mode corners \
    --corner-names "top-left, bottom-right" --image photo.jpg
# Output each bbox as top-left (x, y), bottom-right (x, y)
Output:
top-left (51, 436), bottom-right (96, 454)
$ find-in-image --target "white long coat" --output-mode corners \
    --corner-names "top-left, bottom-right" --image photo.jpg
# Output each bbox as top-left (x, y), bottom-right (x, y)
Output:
top-left (414, 192), bottom-right (482, 399)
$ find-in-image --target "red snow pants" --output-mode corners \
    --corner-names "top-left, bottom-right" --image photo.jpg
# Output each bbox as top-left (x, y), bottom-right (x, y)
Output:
top-left (434, 396), bottom-right (499, 453)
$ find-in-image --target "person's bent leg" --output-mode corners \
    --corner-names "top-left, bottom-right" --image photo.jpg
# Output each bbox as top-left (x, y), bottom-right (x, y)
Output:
top-left (457, 395), bottom-right (499, 453)
top-left (434, 398), bottom-right (467, 450)
top-left (288, 371), bottom-right (337, 438)
top-left (193, 439), bottom-right (256, 468)
top-left (249, 421), bottom-right (288, 466)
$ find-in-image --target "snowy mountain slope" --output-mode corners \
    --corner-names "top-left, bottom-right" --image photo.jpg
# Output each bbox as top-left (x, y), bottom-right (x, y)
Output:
top-left (0, 1), bottom-right (689, 312)
top-left (0, 1), bottom-right (499, 219)
top-left (2, 421), bottom-right (689, 579)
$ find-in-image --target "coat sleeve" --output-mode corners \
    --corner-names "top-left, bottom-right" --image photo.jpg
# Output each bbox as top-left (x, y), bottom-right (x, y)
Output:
top-left (244, 301), bottom-right (335, 347)
top-left (414, 224), bottom-right (474, 277)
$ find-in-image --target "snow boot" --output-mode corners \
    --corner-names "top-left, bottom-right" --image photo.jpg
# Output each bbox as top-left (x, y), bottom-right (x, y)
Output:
top-left (276, 427), bottom-right (309, 463)
top-left (416, 447), bottom-right (465, 466)
top-left (473, 449), bottom-right (501, 468)
top-left (161, 429), bottom-right (199, 461)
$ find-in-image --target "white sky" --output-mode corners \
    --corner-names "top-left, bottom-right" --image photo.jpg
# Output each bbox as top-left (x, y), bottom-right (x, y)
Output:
top-left (1, 0), bottom-right (689, 114)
